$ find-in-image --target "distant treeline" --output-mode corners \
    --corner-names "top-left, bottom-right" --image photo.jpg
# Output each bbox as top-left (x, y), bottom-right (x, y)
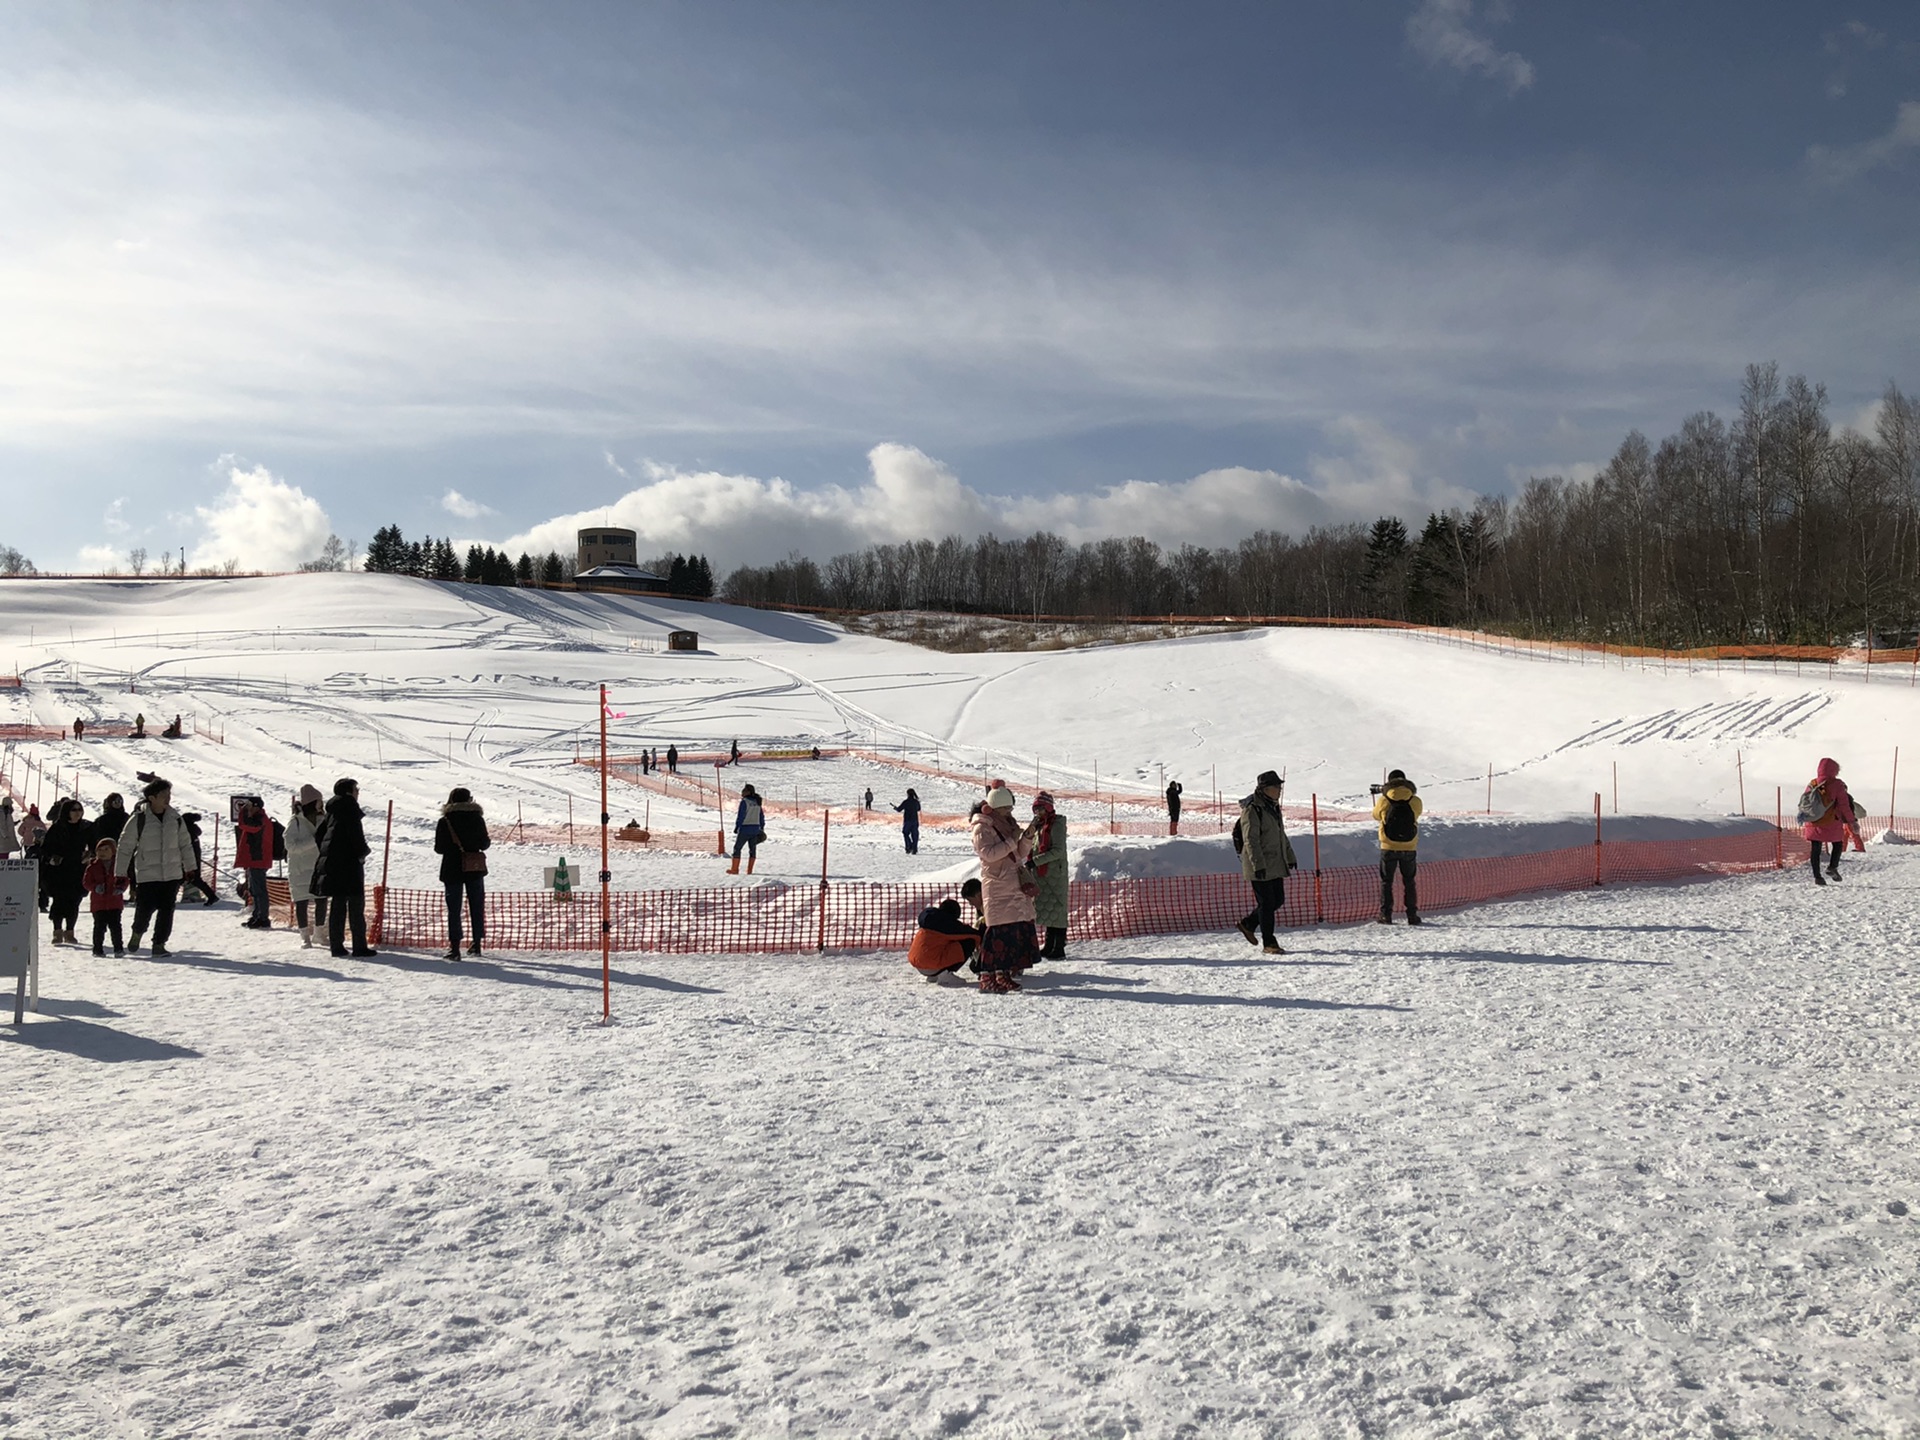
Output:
top-left (362, 525), bottom-right (717, 597)
top-left (722, 366), bottom-right (1920, 646)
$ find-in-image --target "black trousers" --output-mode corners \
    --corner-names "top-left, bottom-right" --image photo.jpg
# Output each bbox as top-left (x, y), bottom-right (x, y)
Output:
top-left (1241, 877), bottom-right (1286, 944)
top-left (444, 875), bottom-right (485, 949)
top-left (1380, 851), bottom-right (1418, 917)
top-left (294, 897), bottom-right (329, 928)
top-left (92, 911), bottom-right (125, 954)
top-left (328, 875), bottom-right (368, 953)
top-left (130, 880), bottom-right (180, 948)
top-left (1810, 840), bottom-right (1843, 876)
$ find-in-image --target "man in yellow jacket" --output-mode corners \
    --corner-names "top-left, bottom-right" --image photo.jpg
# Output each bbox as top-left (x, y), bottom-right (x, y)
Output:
top-left (1373, 769), bottom-right (1423, 925)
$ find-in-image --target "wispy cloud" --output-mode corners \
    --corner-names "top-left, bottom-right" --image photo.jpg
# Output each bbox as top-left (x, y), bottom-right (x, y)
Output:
top-left (1406, 0), bottom-right (1535, 95)
top-left (1808, 100), bottom-right (1920, 180)
top-left (497, 435), bottom-right (1474, 572)
top-left (102, 498), bottom-right (129, 535)
top-left (440, 489), bottom-right (495, 519)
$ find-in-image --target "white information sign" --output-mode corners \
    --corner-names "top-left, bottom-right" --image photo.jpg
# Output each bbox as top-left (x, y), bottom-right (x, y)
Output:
top-left (0, 856), bottom-right (39, 1022)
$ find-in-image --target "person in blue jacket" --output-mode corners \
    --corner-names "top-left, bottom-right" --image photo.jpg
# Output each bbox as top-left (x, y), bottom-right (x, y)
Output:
top-left (728, 783), bottom-right (765, 874)
top-left (893, 788), bottom-right (921, 855)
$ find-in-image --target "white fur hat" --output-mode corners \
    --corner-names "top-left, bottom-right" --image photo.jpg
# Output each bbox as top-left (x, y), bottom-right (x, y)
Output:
top-left (985, 785), bottom-right (1016, 809)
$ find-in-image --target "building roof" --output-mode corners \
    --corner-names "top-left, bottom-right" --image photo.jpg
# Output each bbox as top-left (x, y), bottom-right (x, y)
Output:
top-left (576, 564), bottom-right (666, 582)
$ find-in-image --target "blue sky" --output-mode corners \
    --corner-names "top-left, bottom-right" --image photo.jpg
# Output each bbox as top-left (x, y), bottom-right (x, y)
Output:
top-left (3, 1), bottom-right (1916, 572)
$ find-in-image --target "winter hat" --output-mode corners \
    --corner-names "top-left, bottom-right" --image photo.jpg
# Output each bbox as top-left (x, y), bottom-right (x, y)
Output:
top-left (141, 777), bottom-right (171, 798)
top-left (1387, 769), bottom-right (1408, 784)
top-left (95, 836), bottom-right (117, 855)
top-left (333, 777), bottom-right (358, 797)
top-left (1033, 790), bottom-right (1055, 811)
top-left (297, 784), bottom-right (323, 806)
top-left (1256, 770), bottom-right (1283, 790)
top-left (447, 787), bottom-right (473, 805)
top-left (985, 785), bottom-right (1016, 809)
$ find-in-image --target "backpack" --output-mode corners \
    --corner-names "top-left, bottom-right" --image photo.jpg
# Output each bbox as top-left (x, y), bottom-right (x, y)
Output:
top-left (1231, 818), bottom-right (1244, 853)
top-left (1382, 795), bottom-right (1418, 845)
top-left (271, 818), bottom-right (287, 861)
top-left (1795, 781), bottom-right (1832, 826)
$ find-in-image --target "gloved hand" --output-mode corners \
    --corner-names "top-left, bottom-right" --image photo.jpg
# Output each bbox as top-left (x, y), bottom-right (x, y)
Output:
top-left (1254, 868), bottom-right (1267, 880)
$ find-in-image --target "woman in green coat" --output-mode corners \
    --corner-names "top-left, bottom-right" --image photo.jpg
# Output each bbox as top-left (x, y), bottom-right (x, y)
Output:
top-left (1029, 791), bottom-right (1069, 959)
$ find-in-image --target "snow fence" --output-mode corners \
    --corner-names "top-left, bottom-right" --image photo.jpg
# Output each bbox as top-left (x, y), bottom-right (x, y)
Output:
top-left (343, 821), bottom-right (1808, 955)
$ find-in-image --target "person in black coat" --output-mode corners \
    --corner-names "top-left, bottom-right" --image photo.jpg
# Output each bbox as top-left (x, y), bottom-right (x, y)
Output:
top-left (893, 788), bottom-right (922, 855)
top-left (41, 799), bottom-right (95, 945)
top-left (432, 787), bottom-right (491, 960)
top-left (313, 777), bottom-right (375, 957)
top-left (93, 793), bottom-right (130, 845)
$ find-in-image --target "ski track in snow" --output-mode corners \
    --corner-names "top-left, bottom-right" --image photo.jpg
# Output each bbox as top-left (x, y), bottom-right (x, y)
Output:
top-left (1558, 694), bottom-right (1835, 751)
top-left (4, 856), bottom-right (1918, 1439)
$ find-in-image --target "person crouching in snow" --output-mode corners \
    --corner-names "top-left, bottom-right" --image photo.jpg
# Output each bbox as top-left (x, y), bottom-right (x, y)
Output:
top-left (970, 785), bottom-right (1039, 992)
top-left (908, 897), bottom-right (981, 982)
top-left (1800, 757), bottom-right (1858, 885)
top-left (83, 837), bottom-right (129, 956)
top-left (1029, 791), bottom-right (1069, 959)
top-left (729, 784), bottom-right (765, 874)
top-left (1373, 769), bottom-right (1423, 925)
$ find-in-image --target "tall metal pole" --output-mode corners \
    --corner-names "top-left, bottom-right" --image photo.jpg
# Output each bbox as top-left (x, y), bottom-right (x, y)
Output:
top-left (1890, 746), bottom-right (1900, 830)
top-left (817, 808), bottom-right (831, 952)
top-left (1310, 793), bottom-right (1323, 923)
top-left (600, 684), bottom-right (611, 1023)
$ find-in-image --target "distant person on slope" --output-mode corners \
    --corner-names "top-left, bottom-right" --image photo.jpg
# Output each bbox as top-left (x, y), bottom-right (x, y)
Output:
top-left (162, 714), bottom-right (183, 738)
top-left (1166, 779), bottom-right (1183, 834)
top-left (863, 787), bottom-right (873, 812)
top-left (971, 785), bottom-right (1040, 992)
top-left (131, 713), bottom-right (146, 738)
top-left (893, 788), bottom-right (922, 855)
top-left (433, 786), bottom-right (491, 959)
top-left (728, 783), bottom-right (765, 875)
top-left (666, 744), bottom-right (678, 774)
top-left (1028, 791), bottom-right (1069, 960)
top-left (1799, 758), bottom-right (1858, 886)
top-left (286, 786), bottom-right (328, 947)
top-left (1234, 770), bottom-right (1297, 955)
top-left (314, 777), bottom-right (376, 957)
top-left (1372, 769), bottom-right (1423, 925)
top-left (116, 778), bottom-right (196, 957)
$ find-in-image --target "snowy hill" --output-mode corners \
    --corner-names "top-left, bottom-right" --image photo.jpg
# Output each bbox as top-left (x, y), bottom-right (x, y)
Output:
top-left (0, 574), bottom-right (1911, 892)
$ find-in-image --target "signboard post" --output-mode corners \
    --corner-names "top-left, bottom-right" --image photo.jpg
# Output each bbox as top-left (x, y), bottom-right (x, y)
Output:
top-left (1, 856), bottom-right (39, 1024)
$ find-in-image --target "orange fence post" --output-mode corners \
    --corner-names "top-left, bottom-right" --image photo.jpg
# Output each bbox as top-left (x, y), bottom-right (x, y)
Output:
top-left (1593, 793), bottom-right (1603, 886)
top-left (1775, 787), bottom-right (1783, 869)
top-left (1737, 750), bottom-right (1746, 816)
top-left (1891, 746), bottom-right (1900, 832)
top-left (1311, 793), bottom-right (1323, 923)
top-left (817, 807), bottom-right (831, 952)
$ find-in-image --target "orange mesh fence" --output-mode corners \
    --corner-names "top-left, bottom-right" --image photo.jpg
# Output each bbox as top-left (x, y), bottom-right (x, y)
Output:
top-left (362, 822), bottom-right (1801, 955)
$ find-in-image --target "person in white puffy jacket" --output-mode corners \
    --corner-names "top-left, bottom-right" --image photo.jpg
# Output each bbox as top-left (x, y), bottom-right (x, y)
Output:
top-left (286, 785), bottom-right (328, 947)
top-left (114, 778), bottom-right (196, 957)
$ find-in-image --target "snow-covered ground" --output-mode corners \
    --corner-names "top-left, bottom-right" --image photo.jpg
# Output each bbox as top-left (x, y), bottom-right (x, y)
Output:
top-left (4, 576), bottom-right (1919, 1437)
top-left (0, 574), bottom-right (1915, 897)
top-left (4, 852), bottom-right (1917, 1438)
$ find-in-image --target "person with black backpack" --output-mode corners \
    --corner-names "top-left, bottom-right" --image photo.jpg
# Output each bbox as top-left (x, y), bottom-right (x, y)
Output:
top-left (1233, 770), bottom-right (1297, 954)
top-left (1372, 769), bottom-right (1423, 924)
top-left (233, 795), bottom-right (274, 930)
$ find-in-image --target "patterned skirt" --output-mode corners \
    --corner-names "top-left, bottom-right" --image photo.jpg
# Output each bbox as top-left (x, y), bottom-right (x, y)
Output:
top-left (979, 921), bottom-right (1039, 974)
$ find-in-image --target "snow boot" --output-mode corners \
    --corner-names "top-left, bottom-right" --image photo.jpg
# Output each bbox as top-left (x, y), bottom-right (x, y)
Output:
top-left (1235, 918), bottom-right (1259, 946)
top-left (1407, 913), bottom-right (1423, 926)
top-left (468, 941), bottom-right (482, 956)
top-left (1812, 870), bottom-right (1827, 886)
top-left (1826, 866), bottom-right (1843, 882)
top-left (746, 854), bottom-right (756, 875)
top-left (300, 926), bottom-right (314, 948)
top-left (727, 857), bottom-right (741, 875)
top-left (443, 947), bottom-right (461, 962)
top-left (1263, 940), bottom-right (1284, 955)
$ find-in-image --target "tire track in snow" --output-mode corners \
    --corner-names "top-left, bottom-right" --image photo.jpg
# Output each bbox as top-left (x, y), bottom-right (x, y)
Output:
top-left (1555, 693), bottom-right (1831, 750)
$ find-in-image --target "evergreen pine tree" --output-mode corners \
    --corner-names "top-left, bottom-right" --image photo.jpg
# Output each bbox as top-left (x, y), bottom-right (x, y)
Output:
top-left (464, 545), bottom-right (485, 582)
top-left (541, 551), bottom-right (564, 583)
top-left (433, 538), bottom-right (461, 580)
top-left (516, 552), bottom-right (534, 585)
top-left (668, 554), bottom-right (689, 596)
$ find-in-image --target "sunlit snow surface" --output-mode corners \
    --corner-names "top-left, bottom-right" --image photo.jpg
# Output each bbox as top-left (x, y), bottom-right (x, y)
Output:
top-left (2, 576), bottom-right (1918, 1437)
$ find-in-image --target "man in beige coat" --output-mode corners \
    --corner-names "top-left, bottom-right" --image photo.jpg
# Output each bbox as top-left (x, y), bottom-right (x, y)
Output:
top-left (970, 785), bottom-right (1039, 993)
top-left (1235, 769), bottom-right (1298, 955)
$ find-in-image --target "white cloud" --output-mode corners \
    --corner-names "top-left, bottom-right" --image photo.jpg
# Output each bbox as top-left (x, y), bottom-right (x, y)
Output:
top-left (441, 489), bottom-right (495, 519)
top-left (1406, 0), bottom-right (1536, 95)
top-left (1808, 101), bottom-right (1920, 181)
top-left (499, 433), bottom-right (1473, 572)
top-left (102, 498), bottom-right (129, 535)
top-left (78, 543), bottom-right (122, 572)
top-left (189, 459), bottom-right (332, 572)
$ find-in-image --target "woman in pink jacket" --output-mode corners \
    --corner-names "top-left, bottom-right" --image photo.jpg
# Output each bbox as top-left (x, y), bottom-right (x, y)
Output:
top-left (1800, 757), bottom-right (1858, 886)
top-left (970, 785), bottom-right (1039, 993)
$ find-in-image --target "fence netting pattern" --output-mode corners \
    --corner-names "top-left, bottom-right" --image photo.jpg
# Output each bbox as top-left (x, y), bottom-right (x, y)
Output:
top-left (341, 821), bottom-right (1817, 955)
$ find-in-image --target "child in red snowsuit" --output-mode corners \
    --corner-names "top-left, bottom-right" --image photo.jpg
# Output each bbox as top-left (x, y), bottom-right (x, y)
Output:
top-left (83, 837), bottom-right (129, 956)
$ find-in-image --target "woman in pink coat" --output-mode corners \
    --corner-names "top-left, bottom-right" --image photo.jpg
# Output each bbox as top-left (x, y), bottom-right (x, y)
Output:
top-left (970, 785), bottom-right (1038, 993)
top-left (1800, 757), bottom-right (1858, 886)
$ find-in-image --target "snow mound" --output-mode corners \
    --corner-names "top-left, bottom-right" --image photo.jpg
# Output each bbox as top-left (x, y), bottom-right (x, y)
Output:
top-left (1076, 812), bottom-right (1777, 881)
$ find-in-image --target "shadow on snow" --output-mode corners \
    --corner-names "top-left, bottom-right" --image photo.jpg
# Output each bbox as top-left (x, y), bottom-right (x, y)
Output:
top-left (2, 1016), bottom-right (202, 1063)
